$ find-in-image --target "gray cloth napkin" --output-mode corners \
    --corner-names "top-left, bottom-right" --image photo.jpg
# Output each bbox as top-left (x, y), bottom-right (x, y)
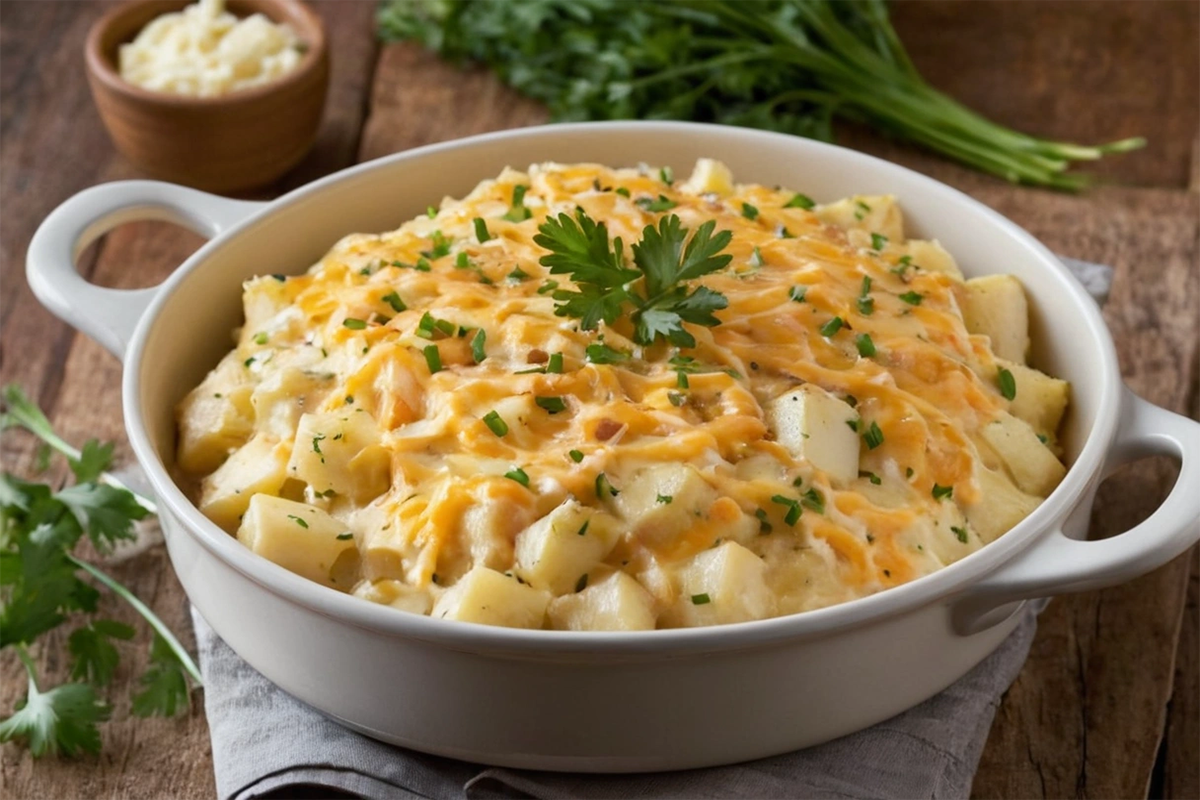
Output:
top-left (190, 257), bottom-right (1113, 800)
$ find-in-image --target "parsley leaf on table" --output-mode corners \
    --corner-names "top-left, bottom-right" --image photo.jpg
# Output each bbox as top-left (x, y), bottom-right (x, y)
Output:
top-left (68, 620), bottom-right (136, 686)
top-left (0, 671), bottom-right (109, 757)
top-left (131, 635), bottom-right (191, 718)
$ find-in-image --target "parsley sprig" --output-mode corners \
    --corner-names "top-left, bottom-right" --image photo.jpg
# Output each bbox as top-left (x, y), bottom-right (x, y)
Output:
top-left (0, 385), bottom-right (200, 758)
top-left (534, 209), bottom-right (732, 348)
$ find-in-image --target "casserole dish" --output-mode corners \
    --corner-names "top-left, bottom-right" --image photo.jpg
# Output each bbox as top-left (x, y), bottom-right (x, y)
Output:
top-left (27, 122), bottom-right (1200, 771)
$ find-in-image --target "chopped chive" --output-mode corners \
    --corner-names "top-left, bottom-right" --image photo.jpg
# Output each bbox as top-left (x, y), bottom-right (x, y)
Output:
top-left (859, 471), bottom-right (883, 485)
top-left (312, 434), bottom-right (325, 455)
top-left (997, 367), bottom-right (1017, 401)
top-left (870, 233), bottom-right (888, 251)
top-left (789, 285), bottom-right (808, 303)
top-left (287, 515), bottom-right (309, 529)
top-left (595, 472), bottom-right (619, 498)
top-left (861, 275), bottom-right (873, 296)
top-left (381, 291), bottom-right (406, 313)
top-left (691, 593), bottom-right (711, 605)
top-left (473, 217), bottom-right (492, 242)
top-left (801, 488), bottom-right (825, 514)
top-left (455, 252), bottom-right (471, 269)
top-left (482, 410), bottom-right (508, 436)
top-left (343, 318), bottom-right (367, 330)
top-left (668, 391), bottom-right (686, 407)
top-left (854, 200), bottom-right (871, 219)
top-left (899, 291), bottom-right (923, 306)
top-left (616, 187), bottom-right (631, 197)
top-left (855, 333), bottom-right (876, 357)
top-left (507, 266), bottom-right (531, 281)
top-left (471, 328), bottom-right (486, 363)
top-left (502, 185), bottom-right (532, 222)
top-left (253, 332), bottom-right (268, 345)
top-left (336, 532), bottom-right (353, 541)
top-left (755, 508), bottom-right (773, 534)
top-left (660, 166), bottom-right (674, 185)
top-left (574, 573), bottom-right (589, 592)
top-left (952, 526), bottom-right (969, 543)
top-left (577, 520), bottom-right (589, 536)
top-left (749, 246), bottom-right (764, 268)
top-left (568, 449), bottom-right (584, 463)
top-left (675, 370), bottom-right (689, 389)
top-left (426, 205), bottom-right (437, 218)
top-left (819, 316), bottom-right (845, 337)
top-left (537, 280), bottom-right (559, 295)
top-left (656, 494), bottom-right (673, 504)
top-left (423, 344), bottom-right (443, 373)
top-left (415, 256), bottom-right (433, 272)
top-left (546, 353), bottom-right (564, 373)
top-left (932, 484), bottom-right (954, 501)
top-left (846, 418), bottom-right (860, 433)
top-left (771, 494), bottom-right (802, 525)
top-left (535, 396), bottom-right (567, 414)
top-left (785, 193), bottom-right (815, 210)
top-left (505, 467), bottom-right (530, 487)
top-left (857, 296), bottom-right (875, 316)
top-left (741, 202), bottom-right (759, 221)
top-left (863, 421), bottom-right (885, 449)
top-left (635, 195), bottom-right (677, 212)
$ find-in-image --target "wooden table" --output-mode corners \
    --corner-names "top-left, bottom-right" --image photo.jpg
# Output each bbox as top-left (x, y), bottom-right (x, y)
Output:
top-left (2, 2), bottom-right (1196, 797)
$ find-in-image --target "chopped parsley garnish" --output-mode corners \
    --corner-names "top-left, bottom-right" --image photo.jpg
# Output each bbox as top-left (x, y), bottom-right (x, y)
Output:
top-left (507, 266), bottom-right (531, 282)
top-left (855, 333), bottom-right (876, 357)
top-left (546, 352), bottom-right (564, 373)
top-left (504, 467), bottom-right (530, 487)
top-left (568, 449), bottom-right (584, 463)
top-left (819, 316), bottom-right (844, 337)
top-left (502, 185), bottom-right (533, 222)
top-left (741, 202), bottom-right (759, 220)
top-left (535, 396), bottom-right (567, 414)
top-left (660, 166), bottom-right (674, 185)
top-left (615, 186), bottom-right (631, 197)
top-left (675, 371), bottom-right (689, 389)
top-left (667, 391), bottom-right (686, 407)
top-left (381, 292), bottom-right (406, 313)
top-left (785, 193), bottom-right (815, 210)
top-left (342, 318), bottom-right (367, 330)
top-left (535, 209), bottom-right (731, 348)
top-left (253, 332), bottom-right (268, 345)
top-left (416, 256), bottom-right (433, 272)
top-left (771, 494), bottom-right (802, 525)
top-left (423, 344), bottom-right (443, 373)
top-left (932, 484), bottom-right (954, 501)
top-left (455, 252), bottom-right (471, 269)
top-left (536, 280), bottom-right (559, 295)
top-left (425, 230), bottom-right (452, 259)
top-left (863, 421), bottom-right (885, 449)
top-left (336, 532), bottom-right (354, 541)
top-left (899, 291), bottom-right (923, 305)
top-left (482, 410), bottom-right (508, 437)
top-left (287, 515), bottom-right (309, 529)
top-left (854, 200), bottom-right (871, 220)
top-left (800, 488), bottom-right (825, 514)
top-left (656, 494), bottom-right (673, 504)
top-left (635, 194), bottom-right (677, 212)
top-left (470, 329), bottom-right (486, 363)
top-left (892, 255), bottom-right (914, 277)
top-left (952, 526), bottom-right (969, 543)
top-left (311, 434), bottom-right (325, 456)
top-left (859, 471), bottom-right (883, 485)
top-left (417, 311), bottom-right (456, 339)
top-left (857, 275), bottom-right (875, 316)
top-left (585, 342), bottom-right (630, 364)
top-left (595, 472), bottom-right (619, 498)
top-left (789, 285), bottom-right (808, 303)
top-left (690, 593), bottom-right (711, 605)
top-left (473, 217), bottom-right (492, 242)
top-left (755, 508), bottom-right (773, 534)
top-left (575, 574), bottom-right (589, 592)
top-left (997, 367), bottom-right (1017, 400)
top-left (870, 232), bottom-right (888, 250)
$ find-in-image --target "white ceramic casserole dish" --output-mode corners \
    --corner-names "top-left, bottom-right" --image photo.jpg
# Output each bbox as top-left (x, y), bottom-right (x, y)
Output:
top-left (27, 122), bottom-right (1200, 772)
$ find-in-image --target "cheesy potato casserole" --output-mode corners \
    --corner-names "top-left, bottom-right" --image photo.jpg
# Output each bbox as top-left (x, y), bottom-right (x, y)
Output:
top-left (177, 159), bottom-right (1069, 631)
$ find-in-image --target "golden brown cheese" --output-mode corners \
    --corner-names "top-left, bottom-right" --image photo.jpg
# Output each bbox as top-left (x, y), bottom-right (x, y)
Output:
top-left (176, 160), bottom-right (1070, 630)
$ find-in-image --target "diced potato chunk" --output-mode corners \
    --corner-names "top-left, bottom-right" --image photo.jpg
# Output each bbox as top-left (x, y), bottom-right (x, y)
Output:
top-left (548, 572), bottom-right (656, 631)
top-left (287, 411), bottom-right (391, 503)
top-left (962, 275), bottom-right (1029, 363)
top-left (764, 385), bottom-right (860, 485)
top-left (996, 358), bottom-right (1069, 440)
top-left (904, 239), bottom-right (963, 280)
top-left (815, 195), bottom-right (904, 241)
top-left (963, 464), bottom-right (1042, 543)
top-left (177, 381), bottom-right (255, 474)
top-left (199, 433), bottom-right (290, 532)
top-left (351, 578), bottom-right (431, 615)
top-left (666, 541), bottom-right (775, 627)
top-left (431, 566), bottom-right (550, 629)
top-left (251, 366), bottom-right (334, 440)
top-left (979, 412), bottom-right (1067, 497)
top-left (242, 275), bottom-right (298, 332)
top-left (612, 463), bottom-right (716, 547)
top-left (680, 158), bottom-right (735, 196)
top-left (236, 494), bottom-right (356, 588)
top-left (514, 500), bottom-right (620, 595)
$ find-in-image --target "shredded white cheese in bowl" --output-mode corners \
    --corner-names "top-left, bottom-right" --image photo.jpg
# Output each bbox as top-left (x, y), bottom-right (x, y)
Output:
top-left (118, 0), bottom-right (305, 97)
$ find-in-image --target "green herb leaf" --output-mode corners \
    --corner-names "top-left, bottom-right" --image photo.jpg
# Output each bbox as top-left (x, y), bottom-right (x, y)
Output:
top-left (130, 635), bottom-right (190, 718)
top-left (595, 472), bottom-right (619, 498)
top-left (0, 675), bottom-right (109, 757)
top-left (568, 449), bottom-right (584, 463)
top-left (785, 193), bottom-right (815, 210)
top-left (471, 328), bottom-right (487, 363)
top-left (504, 467), bottom-right (530, 487)
top-left (819, 316), bottom-right (844, 337)
top-left (381, 292), bottom-right (407, 313)
top-left (535, 396), bottom-right (567, 414)
top-left (690, 593), bottom-right (711, 605)
top-left (482, 410), bottom-right (508, 437)
top-left (855, 333), bottom-right (876, 357)
top-left (585, 342), bottom-right (630, 364)
top-left (635, 195), bottom-right (677, 213)
top-left (952, 526), bottom-right (969, 543)
top-left (423, 344), bottom-right (443, 374)
top-left (473, 217), bottom-right (492, 242)
top-left (789, 285), bottom-right (808, 303)
top-left (68, 620), bottom-right (135, 686)
top-left (997, 367), bottom-right (1017, 400)
top-left (899, 291), bottom-right (923, 306)
top-left (932, 484), bottom-right (954, 501)
top-left (741, 202), bottom-right (759, 220)
top-left (546, 353), bottom-right (564, 373)
top-left (870, 233), bottom-right (888, 250)
top-left (863, 421), bottom-right (885, 449)
top-left (502, 185), bottom-right (533, 222)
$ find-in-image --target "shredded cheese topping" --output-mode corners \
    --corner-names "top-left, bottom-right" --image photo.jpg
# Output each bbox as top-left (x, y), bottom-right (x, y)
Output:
top-left (177, 160), bottom-right (1069, 630)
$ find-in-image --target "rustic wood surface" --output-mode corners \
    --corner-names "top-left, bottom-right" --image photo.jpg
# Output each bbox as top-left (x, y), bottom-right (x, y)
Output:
top-left (1, 2), bottom-right (1196, 798)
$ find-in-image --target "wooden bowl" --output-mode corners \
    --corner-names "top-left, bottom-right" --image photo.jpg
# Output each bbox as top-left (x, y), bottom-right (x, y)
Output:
top-left (85, 0), bottom-right (329, 193)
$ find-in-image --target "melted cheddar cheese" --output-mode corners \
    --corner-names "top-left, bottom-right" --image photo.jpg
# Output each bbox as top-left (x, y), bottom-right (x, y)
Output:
top-left (177, 160), bottom-right (1070, 630)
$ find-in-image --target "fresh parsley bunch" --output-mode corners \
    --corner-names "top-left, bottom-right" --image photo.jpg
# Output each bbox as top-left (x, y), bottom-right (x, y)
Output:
top-left (535, 210), bottom-right (732, 347)
top-left (0, 385), bottom-right (200, 757)
top-left (379, 0), bottom-right (1143, 190)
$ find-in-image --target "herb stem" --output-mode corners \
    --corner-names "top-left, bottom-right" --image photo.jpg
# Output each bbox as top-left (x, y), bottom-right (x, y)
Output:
top-left (67, 555), bottom-right (202, 685)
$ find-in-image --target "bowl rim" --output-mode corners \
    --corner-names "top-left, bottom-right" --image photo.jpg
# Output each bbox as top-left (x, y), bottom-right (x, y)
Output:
top-left (124, 121), bottom-right (1122, 655)
top-left (84, 0), bottom-right (327, 108)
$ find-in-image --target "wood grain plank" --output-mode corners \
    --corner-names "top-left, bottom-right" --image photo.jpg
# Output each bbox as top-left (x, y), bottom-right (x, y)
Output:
top-left (969, 187), bottom-right (1200, 799)
top-left (1163, 549), bottom-right (1199, 800)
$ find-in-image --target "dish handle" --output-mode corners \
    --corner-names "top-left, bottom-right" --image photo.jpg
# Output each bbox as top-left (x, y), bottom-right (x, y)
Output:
top-left (953, 386), bottom-right (1200, 635)
top-left (26, 181), bottom-right (265, 362)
